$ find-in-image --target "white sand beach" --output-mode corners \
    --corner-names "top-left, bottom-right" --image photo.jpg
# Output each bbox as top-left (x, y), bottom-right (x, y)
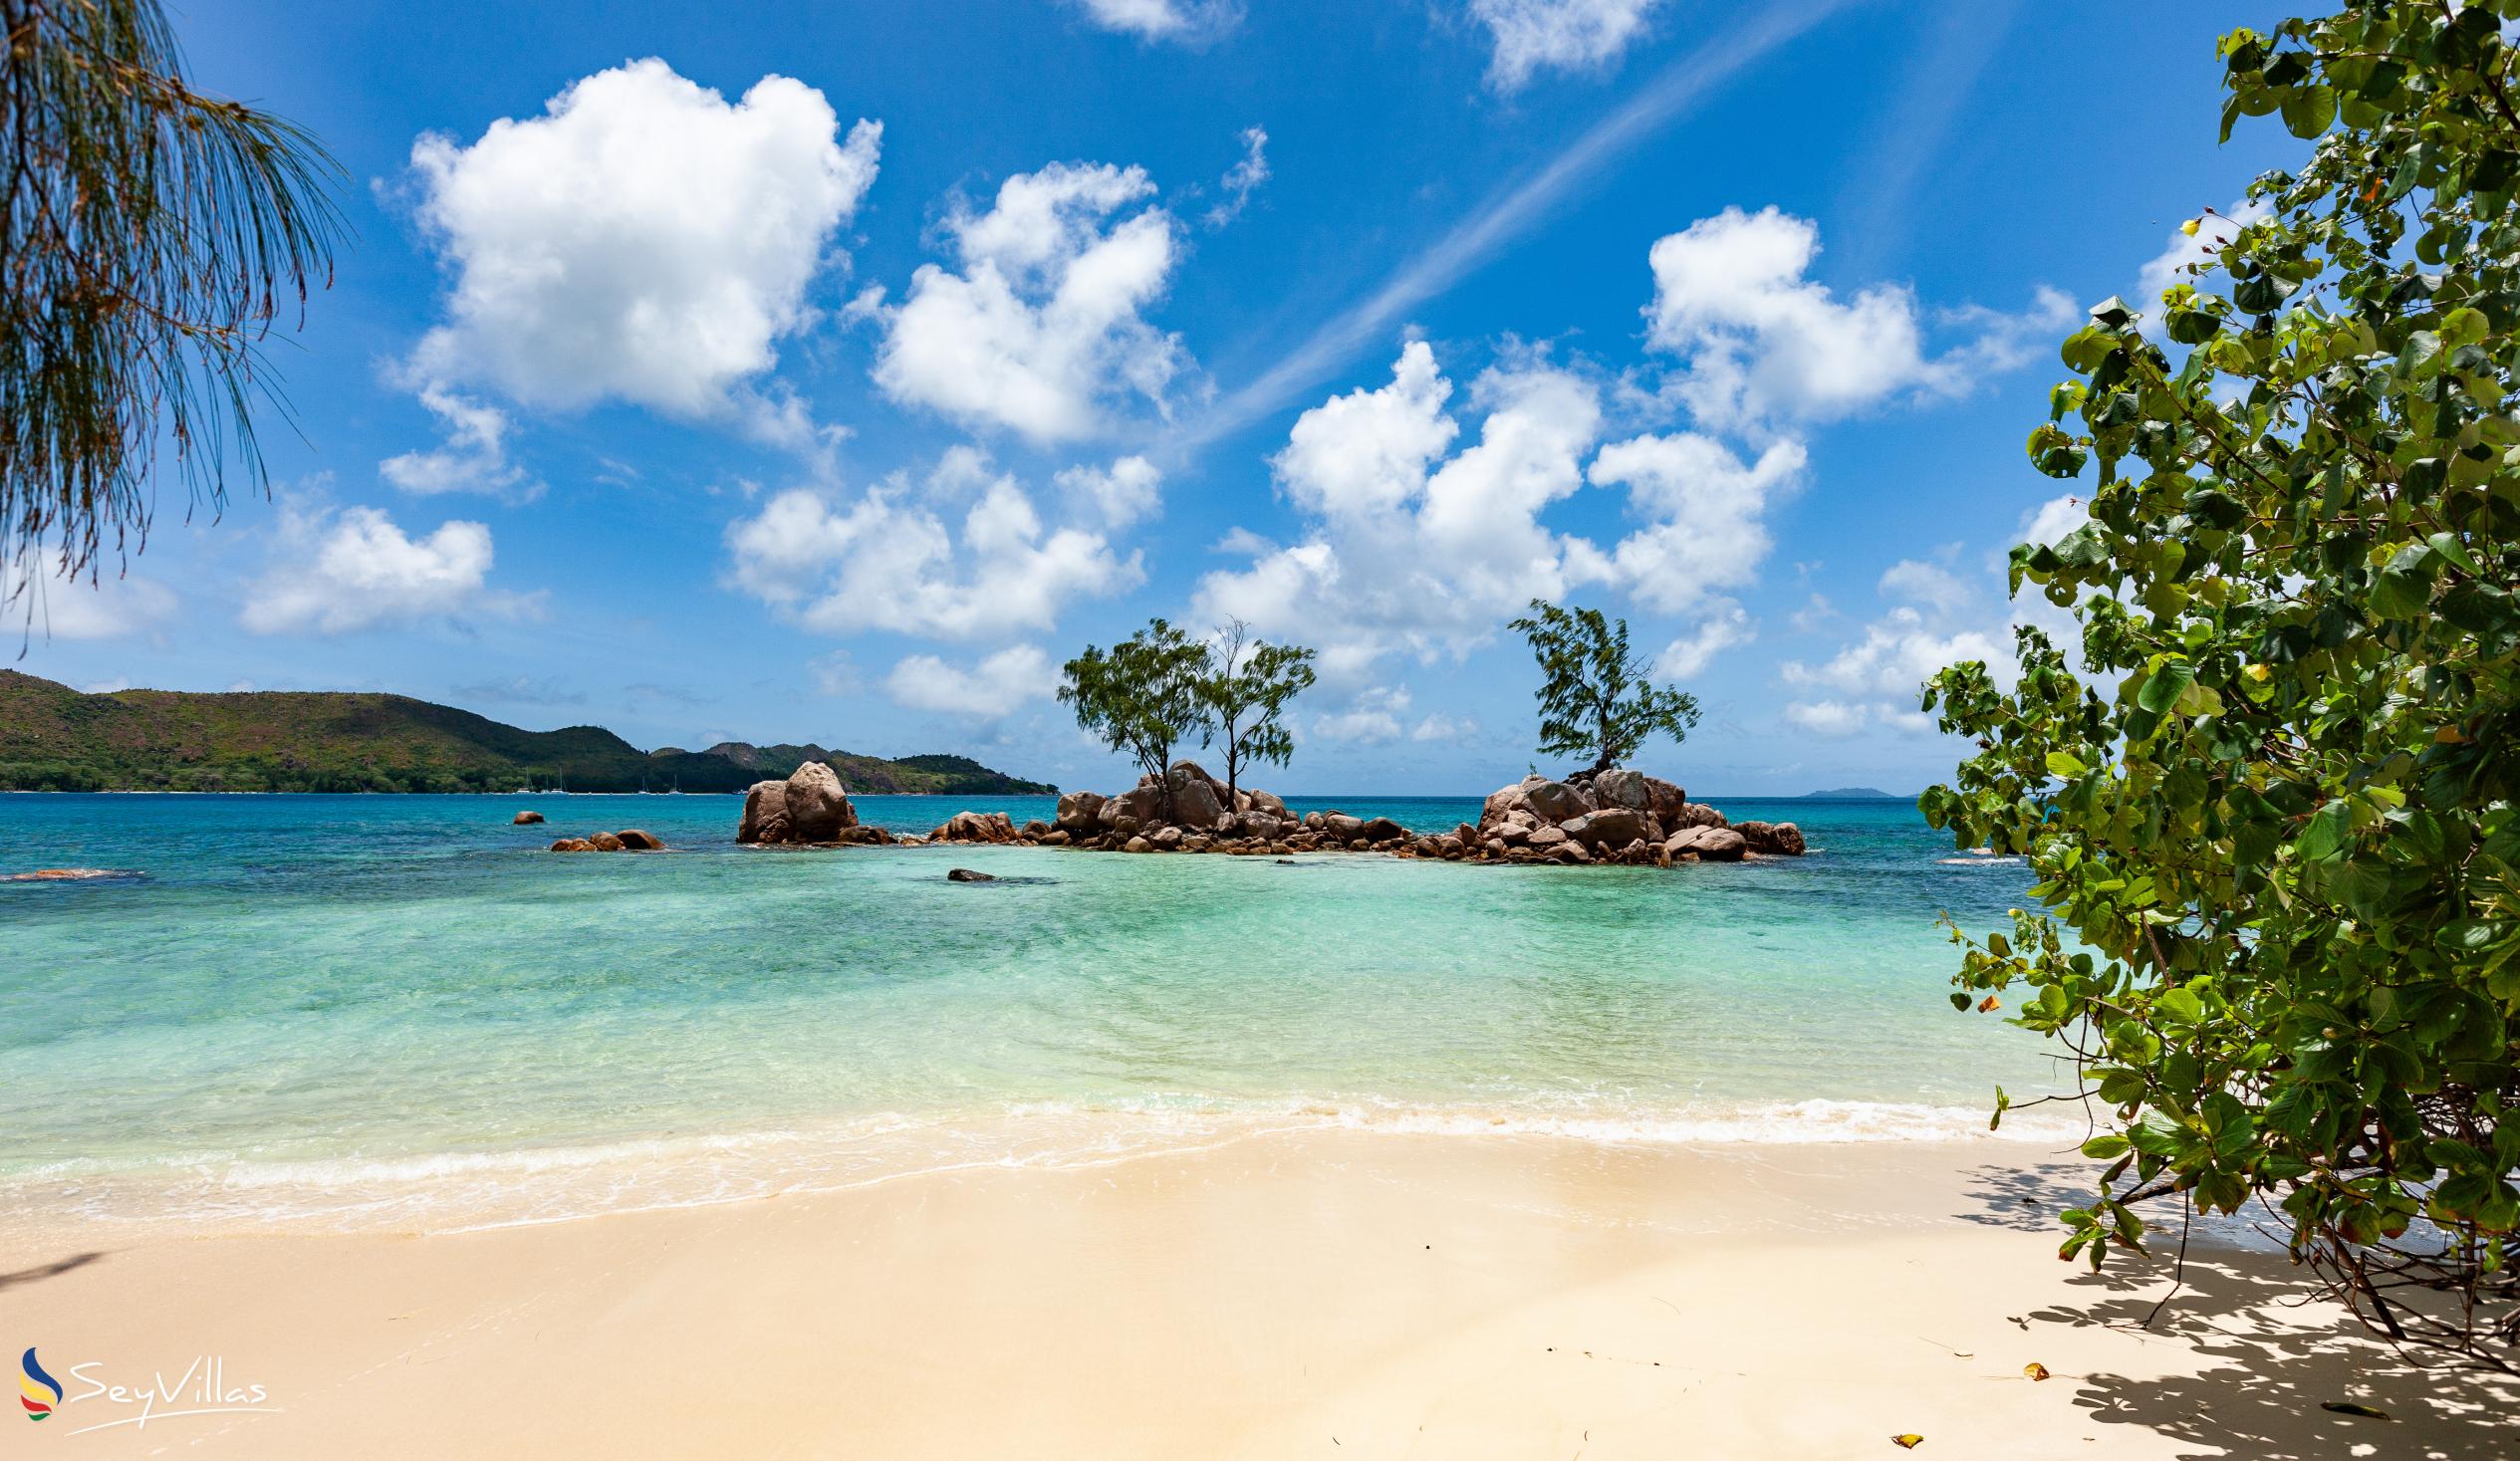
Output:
top-left (9, 1133), bottom-right (2511, 1459)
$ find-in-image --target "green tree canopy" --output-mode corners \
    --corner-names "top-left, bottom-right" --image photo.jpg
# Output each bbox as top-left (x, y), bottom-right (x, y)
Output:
top-left (2, 0), bottom-right (343, 587)
top-left (1060, 618), bottom-right (1212, 801)
top-left (1510, 600), bottom-right (1699, 777)
top-left (1195, 618), bottom-right (1315, 801)
top-left (1922, 0), bottom-right (2520, 1367)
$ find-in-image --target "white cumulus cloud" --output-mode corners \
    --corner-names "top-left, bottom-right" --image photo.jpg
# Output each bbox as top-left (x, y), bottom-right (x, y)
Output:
top-left (887, 643), bottom-right (1053, 717)
top-left (1589, 430), bottom-right (1805, 615)
top-left (404, 58), bottom-right (880, 421)
top-left (1196, 341), bottom-right (1602, 678)
top-left (378, 387), bottom-right (539, 499)
top-left (1198, 339), bottom-right (1785, 683)
top-left (242, 501), bottom-right (535, 635)
top-left (1653, 599), bottom-right (1751, 679)
top-left (1471, 0), bottom-right (1662, 93)
top-left (1, 555), bottom-right (177, 640)
top-left (872, 161), bottom-right (1189, 443)
top-left (723, 452), bottom-right (1139, 640)
top-left (1054, 454), bottom-right (1163, 529)
top-left (1070, 0), bottom-right (1242, 44)
top-left (1643, 206), bottom-right (2071, 429)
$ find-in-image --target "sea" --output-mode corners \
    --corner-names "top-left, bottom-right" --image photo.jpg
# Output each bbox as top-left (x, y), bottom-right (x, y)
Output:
top-left (0, 791), bottom-right (2081, 1235)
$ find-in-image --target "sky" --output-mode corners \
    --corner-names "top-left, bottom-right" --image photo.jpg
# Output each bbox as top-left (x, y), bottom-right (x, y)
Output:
top-left (12, 0), bottom-right (2302, 796)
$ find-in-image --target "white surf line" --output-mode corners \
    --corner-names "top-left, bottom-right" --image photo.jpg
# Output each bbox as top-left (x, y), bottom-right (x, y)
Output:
top-left (1167, 0), bottom-right (1857, 455)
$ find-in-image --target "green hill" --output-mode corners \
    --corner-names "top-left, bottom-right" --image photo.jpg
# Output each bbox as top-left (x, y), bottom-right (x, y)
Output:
top-left (0, 671), bottom-right (1056, 795)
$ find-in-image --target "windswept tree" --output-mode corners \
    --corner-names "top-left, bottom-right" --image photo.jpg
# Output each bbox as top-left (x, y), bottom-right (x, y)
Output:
top-left (1196, 618), bottom-right (1315, 802)
top-left (1510, 600), bottom-right (1699, 777)
top-left (2, 0), bottom-right (344, 589)
top-left (1059, 618), bottom-right (1212, 805)
top-left (1923, 2), bottom-right (2520, 1368)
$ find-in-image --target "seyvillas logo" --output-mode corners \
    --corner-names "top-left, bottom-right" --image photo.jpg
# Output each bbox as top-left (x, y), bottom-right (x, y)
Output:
top-left (20, 1348), bottom-right (63, 1420)
top-left (12, 1349), bottom-right (281, 1435)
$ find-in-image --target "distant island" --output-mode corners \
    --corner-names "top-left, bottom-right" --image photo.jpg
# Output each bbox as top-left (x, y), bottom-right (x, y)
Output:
top-left (0, 671), bottom-right (1055, 795)
top-left (1801, 787), bottom-right (1904, 799)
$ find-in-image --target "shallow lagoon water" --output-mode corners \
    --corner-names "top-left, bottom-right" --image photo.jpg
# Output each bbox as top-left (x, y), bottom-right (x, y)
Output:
top-left (0, 792), bottom-right (2076, 1231)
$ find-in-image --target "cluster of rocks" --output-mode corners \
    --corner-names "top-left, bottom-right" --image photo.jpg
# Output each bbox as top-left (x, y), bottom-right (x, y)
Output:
top-left (1472, 768), bottom-right (1804, 864)
top-left (728, 755), bottom-right (1804, 866)
top-left (738, 761), bottom-right (929, 848)
top-left (914, 760), bottom-right (1805, 866)
top-left (549, 830), bottom-right (667, 852)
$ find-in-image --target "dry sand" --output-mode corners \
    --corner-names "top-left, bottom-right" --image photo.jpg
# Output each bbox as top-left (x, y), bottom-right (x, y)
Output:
top-left (5, 1132), bottom-right (2512, 1458)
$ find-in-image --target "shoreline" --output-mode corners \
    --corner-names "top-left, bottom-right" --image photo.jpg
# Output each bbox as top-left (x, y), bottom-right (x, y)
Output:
top-left (2, 1098), bottom-right (2099, 1241)
top-left (8, 1131), bottom-right (2510, 1458)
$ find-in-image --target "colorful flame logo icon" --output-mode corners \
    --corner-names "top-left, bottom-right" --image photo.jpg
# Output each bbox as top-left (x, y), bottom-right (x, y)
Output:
top-left (20, 1347), bottom-right (62, 1421)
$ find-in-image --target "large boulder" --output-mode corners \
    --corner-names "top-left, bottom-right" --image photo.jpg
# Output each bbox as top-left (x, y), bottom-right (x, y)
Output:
top-left (1056, 790), bottom-right (1106, 834)
top-left (1523, 780), bottom-right (1593, 825)
top-left (1162, 766), bottom-right (1226, 830)
top-left (1640, 777), bottom-right (1688, 824)
top-left (737, 780), bottom-right (791, 844)
top-left (1665, 826), bottom-right (1747, 862)
top-left (1736, 821), bottom-right (1807, 856)
top-left (1479, 781), bottom-right (1533, 829)
top-left (615, 829), bottom-right (666, 851)
top-left (1323, 813), bottom-right (1365, 842)
top-left (1100, 784), bottom-right (1164, 829)
top-left (1669, 802), bottom-right (1728, 831)
top-left (1359, 816), bottom-right (1406, 844)
top-left (1564, 806), bottom-right (1645, 850)
top-left (938, 811), bottom-right (1018, 844)
top-left (784, 761), bottom-right (858, 842)
top-left (1593, 769), bottom-right (1650, 812)
top-left (1246, 789), bottom-right (1290, 820)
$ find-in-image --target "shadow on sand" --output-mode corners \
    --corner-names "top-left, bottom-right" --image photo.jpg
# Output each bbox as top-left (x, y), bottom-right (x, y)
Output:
top-left (0, 1250), bottom-right (104, 1292)
top-left (1959, 1162), bottom-right (2517, 1460)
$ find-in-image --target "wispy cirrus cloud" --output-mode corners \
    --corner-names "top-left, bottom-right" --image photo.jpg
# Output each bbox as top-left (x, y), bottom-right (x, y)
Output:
top-left (1176, 0), bottom-right (1851, 452)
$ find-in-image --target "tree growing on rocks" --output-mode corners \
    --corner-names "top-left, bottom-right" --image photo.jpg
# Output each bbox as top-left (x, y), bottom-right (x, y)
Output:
top-left (1509, 600), bottom-right (1700, 778)
top-left (1059, 618), bottom-right (1212, 813)
top-left (1195, 618), bottom-right (1316, 803)
top-left (1923, 1), bottom-right (2520, 1369)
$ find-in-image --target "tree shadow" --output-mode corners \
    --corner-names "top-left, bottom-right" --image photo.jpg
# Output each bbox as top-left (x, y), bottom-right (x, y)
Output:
top-left (0, 1250), bottom-right (103, 1292)
top-left (1960, 1164), bottom-right (2520, 1460)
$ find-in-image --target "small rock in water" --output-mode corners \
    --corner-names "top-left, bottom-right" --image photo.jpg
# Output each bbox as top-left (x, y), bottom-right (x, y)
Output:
top-left (614, 829), bottom-right (666, 851)
top-left (513, 810), bottom-right (545, 825)
top-left (2, 867), bottom-right (146, 883)
top-left (946, 867), bottom-right (996, 882)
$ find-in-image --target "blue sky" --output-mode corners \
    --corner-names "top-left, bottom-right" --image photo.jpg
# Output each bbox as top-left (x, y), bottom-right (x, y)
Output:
top-left (15, 0), bottom-right (2298, 795)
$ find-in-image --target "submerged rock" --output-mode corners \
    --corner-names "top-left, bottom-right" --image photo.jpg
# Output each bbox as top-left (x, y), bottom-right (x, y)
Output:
top-left (1, 867), bottom-right (146, 882)
top-left (946, 867), bottom-right (996, 882)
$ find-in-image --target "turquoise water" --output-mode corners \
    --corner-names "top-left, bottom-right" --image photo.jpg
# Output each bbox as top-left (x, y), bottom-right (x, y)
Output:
top-left (0, 792), bottom-right (2074, 1232)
